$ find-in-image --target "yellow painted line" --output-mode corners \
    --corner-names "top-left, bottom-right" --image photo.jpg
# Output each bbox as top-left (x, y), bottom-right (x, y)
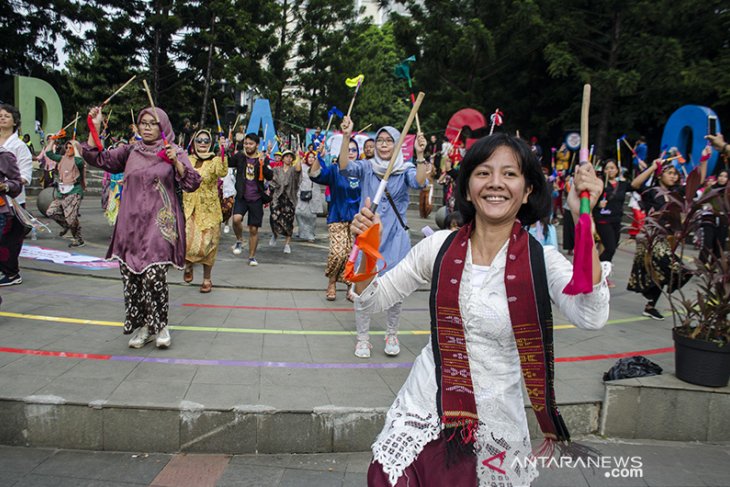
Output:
top-left (0, 311), bottom-right (121, 327)
top-left (0, 311), bottom-right (651, 335)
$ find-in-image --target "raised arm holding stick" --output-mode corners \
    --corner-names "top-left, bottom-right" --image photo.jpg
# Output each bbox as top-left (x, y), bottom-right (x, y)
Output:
top-left (344, 92), bottom-right (425, 285)
top-left (563, 84), bottom-right (602, 294)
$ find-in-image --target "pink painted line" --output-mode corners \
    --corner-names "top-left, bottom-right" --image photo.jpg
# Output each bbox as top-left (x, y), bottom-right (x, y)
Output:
top-left (556, 346), bottom-right (674, 362)
top-left (0, 346), bottom-right (112, 361)
top-left (0, 345), bottom-right (676, 369)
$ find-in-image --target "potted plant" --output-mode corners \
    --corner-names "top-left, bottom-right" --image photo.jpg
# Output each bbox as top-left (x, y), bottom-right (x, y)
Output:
top-left (641, 167), bottom-right (730, 387)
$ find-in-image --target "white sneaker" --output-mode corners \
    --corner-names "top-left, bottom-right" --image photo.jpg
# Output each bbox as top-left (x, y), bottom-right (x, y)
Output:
top-left (354, 340), bottom-right (372, 358)
top-left (269, 235), bottom-right (276, 246)
top-left (232, 241), bottom-right (243, 255)
top-left (384, 334), bottom-right (400, 356)
top-left (248, 257), bottom-right (258, 266)
top-left (283, 244), bottom-right (291, 254)
top-left (223, 225), bottom-right (230, 234)
top-left (128, 326), bottom-right (154, 349)
top-left (156, 327), bottom-right (171, 348)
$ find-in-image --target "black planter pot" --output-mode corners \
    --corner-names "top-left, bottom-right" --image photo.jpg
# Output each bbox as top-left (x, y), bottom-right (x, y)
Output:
top-left (673, 329), bottom-right (730, 387)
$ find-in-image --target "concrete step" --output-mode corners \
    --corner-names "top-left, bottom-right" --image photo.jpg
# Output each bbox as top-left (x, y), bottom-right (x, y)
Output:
top-left (600, 373), bottom-right (730, 441)
top-left (0, 398), bottom-right (599, 454)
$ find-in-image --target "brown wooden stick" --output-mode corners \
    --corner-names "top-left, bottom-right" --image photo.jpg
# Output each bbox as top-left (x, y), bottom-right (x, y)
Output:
top-left (580, 84), bottom-right (591, 158)
top-left (142, 80), bottom-right (160, 123)
top-left (61, 116), bottom-right (79, 132)
top-left (102, 75), bottom-right (137, 106)
top-left (384, 92), bottom-right (425, 181)
top-left (213, 98), bottom-right (222, 133)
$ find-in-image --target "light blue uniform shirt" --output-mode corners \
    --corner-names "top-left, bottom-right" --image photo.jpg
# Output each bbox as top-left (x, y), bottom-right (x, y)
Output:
top-left (341, 159), bottom-right (425, 275)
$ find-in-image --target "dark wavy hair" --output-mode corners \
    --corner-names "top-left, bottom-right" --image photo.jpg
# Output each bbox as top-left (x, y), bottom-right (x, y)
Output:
top-left (455, 133), bottom-right (550, 226)
top-left (0, 104), bottom-right (21, 132)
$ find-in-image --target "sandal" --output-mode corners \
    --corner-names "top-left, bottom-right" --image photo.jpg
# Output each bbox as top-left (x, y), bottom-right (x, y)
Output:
top-left (200, 279), bottom-right (213, 293)
top-left (183, 266), bottom-right (193, 283)
top-left (326, 283), bottom-right (336, 301)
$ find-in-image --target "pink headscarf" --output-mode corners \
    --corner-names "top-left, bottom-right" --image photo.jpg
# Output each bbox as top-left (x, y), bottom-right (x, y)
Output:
top-left (137, 107), bottom-right (175, 143)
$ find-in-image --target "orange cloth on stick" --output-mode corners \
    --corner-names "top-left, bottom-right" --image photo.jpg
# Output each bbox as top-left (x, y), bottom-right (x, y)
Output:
top-left (344, 223), bottom-right (385, 282)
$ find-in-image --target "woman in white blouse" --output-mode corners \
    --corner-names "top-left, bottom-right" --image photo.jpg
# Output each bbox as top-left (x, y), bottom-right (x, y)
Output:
top-left (352, 134), bottom-right (610, 487)
top-left (0, 104), bottom-right (33, 287)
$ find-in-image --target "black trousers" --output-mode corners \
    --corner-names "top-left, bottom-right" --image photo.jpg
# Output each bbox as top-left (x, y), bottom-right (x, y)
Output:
top-left (596, 221), bottom-right (622, 262)
top-left (699, 222), bottom-right (728, 264)
top-left (0, 211), bottom-right (26, 277)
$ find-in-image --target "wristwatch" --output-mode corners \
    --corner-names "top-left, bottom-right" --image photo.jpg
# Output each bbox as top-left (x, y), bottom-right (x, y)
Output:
top-left (416, 158), bottom-right (428, 165)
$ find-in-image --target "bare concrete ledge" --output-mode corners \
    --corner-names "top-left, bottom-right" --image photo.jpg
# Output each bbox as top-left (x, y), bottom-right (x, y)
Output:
top-left (600, 373), bottom-right (730, 441)
top-left (0, 398), bottom-right (600, 454)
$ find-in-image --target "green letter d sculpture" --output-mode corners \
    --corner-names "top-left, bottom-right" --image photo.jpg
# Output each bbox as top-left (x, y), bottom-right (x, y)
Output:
top-left (14, 75), bottom-right (63, 148)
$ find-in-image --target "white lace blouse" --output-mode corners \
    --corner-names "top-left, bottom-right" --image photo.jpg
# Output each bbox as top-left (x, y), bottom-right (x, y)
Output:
top-left (355, 230), bottom-right (611, 487)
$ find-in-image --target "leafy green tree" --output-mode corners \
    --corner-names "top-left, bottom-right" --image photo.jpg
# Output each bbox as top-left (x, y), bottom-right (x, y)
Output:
top-left (338, 23), bottom-right (410, 130)
top-left (176, 0), bottom-right (278, 128)
top-left (292, 0), bottom-right (358, 127)
top-left (0, 0), bottom-right (83, 77)
top-left (63, 2), bottom-right (145, 135)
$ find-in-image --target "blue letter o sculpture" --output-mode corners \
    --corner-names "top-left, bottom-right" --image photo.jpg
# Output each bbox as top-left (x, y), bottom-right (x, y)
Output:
top-left (661, 105), bottom-right (721, 175)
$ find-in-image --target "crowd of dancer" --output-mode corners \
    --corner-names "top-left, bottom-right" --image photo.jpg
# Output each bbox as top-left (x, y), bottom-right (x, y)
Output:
top-left (1, 99), bottom-right (728, 348)
top-left (3, 93), bottom-right (730, 485)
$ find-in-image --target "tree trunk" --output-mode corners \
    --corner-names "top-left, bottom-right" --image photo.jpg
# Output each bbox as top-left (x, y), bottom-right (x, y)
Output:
top-left (274, 0), bottom-right (288, 123)
top-left (151, 0), bottom-right (161, 103)
top-left (596, 11), bottom-right (621, 156)
top-left (200, 16), bottom-right (216, 127)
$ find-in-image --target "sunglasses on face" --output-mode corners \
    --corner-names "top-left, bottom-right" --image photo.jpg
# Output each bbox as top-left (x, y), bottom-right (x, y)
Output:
top-left (195, 138), bottom-right (211, 144)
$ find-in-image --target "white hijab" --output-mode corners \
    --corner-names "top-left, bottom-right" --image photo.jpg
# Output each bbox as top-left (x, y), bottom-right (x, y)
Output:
top-left (369, 126), bottom-right (412, 176)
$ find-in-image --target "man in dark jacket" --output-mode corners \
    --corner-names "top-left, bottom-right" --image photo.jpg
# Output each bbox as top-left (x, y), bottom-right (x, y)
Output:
top-left (229, 133), bottom-right (273, 266)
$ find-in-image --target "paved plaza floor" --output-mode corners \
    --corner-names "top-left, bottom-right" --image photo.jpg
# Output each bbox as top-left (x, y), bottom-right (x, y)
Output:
top-left (1, 196), bottom-right (728, 486)
top-left (2, 438), bottom-right (729, 487)
top-left (0, 197), bottom-right (681, 408)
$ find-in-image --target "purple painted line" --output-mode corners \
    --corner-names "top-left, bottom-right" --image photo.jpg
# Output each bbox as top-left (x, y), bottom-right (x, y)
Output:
top-left (110, 354), bottom-right (413, 369)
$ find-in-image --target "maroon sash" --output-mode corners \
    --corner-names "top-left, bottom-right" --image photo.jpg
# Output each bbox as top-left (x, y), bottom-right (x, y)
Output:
top-left (430, 221), bottom-right (571, 451)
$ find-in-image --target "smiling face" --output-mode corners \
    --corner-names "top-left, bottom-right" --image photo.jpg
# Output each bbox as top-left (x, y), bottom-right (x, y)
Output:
top-left (307, 152), bottom-right (317, 165)
top-left (138, 114), bottom-right (161, 143)
top-left (467, 146), bottom-right (532, 227)
top-left (194, 133), bottom-right (211, 154)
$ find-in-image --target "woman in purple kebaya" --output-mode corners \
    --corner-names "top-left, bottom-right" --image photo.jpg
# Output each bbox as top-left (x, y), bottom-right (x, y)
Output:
top-left (82, 106), bottom-right (201, 350)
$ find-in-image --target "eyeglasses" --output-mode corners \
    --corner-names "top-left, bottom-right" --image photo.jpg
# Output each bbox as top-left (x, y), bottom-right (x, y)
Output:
top-left (348, 147), bottom-right (358, 152)
top-left (195, 138), bottom-right (211, 144)
top-left (375, 138), bottom-right (394, 145)
top-left (138, 121), bottom-right (159, 129)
